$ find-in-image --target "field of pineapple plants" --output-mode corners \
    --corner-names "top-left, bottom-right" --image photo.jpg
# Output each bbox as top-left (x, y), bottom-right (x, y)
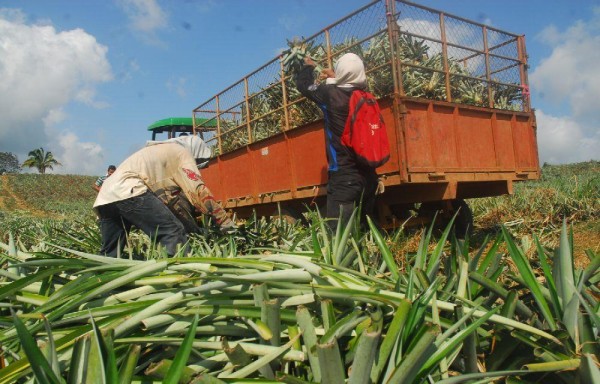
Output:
top-left (0, 161), bottom-right (597, 383)
top-left (0, 0), bottom-right (599, 380)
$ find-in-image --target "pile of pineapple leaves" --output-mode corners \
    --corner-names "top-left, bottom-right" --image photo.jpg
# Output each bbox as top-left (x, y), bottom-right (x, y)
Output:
top-left (0, 204), bottom-right (598, 383)
top-left (216, 30), bottom-right (526, 155)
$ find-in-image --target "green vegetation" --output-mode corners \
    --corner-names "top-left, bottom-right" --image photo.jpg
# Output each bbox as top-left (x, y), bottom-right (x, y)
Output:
top-left (473, 161), bottom-right (599, 225)
top-left (470, 161), bottom-right (599, 255)
top-left (0, 152), bottom-right (20, 174)
top-left (0, 162), bottom-right (597, 383)
top-left (0, 174), bottom-right (97, 243)
top-left (1, 162), bottom-right (597, 252)
top-left (0, 210), bottom-right (597, 383)
top-left (10, 174), bottom-right (96, 216)
top-left (21, 147), bottom-right (62, 174)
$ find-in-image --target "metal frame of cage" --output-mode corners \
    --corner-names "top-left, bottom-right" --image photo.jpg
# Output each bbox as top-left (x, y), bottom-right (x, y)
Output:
top-left (192, 0), bottom-right (529, 157)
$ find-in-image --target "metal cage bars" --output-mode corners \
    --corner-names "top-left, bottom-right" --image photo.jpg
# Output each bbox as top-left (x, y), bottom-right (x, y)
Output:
top-left (192, 0), bottom-right (530, 156)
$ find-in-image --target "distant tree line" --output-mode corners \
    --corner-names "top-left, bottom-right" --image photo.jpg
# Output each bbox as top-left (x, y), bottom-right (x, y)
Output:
top-left (0, 152), bottom-right (20, 174)
top-left (0, 148), bottom-right (62, 175)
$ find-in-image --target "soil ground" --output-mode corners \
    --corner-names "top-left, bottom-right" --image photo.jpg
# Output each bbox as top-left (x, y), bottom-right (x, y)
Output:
top-left (393, 217), bottom-right (599, 271)
top-left (0, 175), bottom-right (47, 217)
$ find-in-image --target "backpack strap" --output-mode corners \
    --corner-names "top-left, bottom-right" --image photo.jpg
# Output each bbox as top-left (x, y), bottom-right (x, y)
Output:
top-left (350, 90), bottom-right (376, 127)
top-left (350, 90), bottom-right (366, 127)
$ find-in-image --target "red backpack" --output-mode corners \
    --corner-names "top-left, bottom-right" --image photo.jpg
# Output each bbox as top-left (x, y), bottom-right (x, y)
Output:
top-left (341, 90), bottom-right (390, 168)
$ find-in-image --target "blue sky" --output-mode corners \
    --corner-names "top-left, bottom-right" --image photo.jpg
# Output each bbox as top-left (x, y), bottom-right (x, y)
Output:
top-left (0, 0), bottom-right (598, 176)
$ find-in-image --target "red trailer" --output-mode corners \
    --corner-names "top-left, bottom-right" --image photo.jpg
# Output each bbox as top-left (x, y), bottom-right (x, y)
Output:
top-left (190, 0), bottom-right (539, 230)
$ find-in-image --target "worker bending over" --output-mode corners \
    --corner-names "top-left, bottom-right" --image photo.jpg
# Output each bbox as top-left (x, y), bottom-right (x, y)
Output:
top-left (93, 135), bottom-right (235, 257)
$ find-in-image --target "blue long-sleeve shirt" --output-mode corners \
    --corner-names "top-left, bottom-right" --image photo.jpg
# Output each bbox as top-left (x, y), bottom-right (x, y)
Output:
top-left (295, 65), bottom-right (359, 174)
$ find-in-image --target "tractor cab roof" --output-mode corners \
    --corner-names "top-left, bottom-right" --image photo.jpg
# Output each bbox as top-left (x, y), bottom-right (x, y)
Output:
top-left (148, 117), bottom-right (217, 140)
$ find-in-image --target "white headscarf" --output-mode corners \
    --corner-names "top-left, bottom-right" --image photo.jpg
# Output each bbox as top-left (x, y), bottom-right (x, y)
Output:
top-left (146, 135), bottom-right (212, 168)
top-left (325, 53), bottom-right (367, 89)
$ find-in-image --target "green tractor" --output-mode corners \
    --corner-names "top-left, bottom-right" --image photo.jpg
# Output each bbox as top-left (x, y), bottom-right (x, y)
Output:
top-left (148, 117), bottom-right (217, 141)
top-left (148, 117), bottom-right (194, 141)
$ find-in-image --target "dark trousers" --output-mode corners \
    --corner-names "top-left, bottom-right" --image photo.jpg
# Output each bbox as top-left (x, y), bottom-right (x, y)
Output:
top-left (97, 191), bottom-right (188, 257)
top-left (326, 170), bottom-right (378, 232)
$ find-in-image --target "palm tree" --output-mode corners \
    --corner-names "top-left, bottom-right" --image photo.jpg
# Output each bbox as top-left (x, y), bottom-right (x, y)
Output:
top-left (21, 147), bottom-right (62, 174)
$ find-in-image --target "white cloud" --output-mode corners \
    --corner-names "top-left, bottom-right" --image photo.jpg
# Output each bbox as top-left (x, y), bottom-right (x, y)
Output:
top-left (42, 108), bottom-right (67, 127)
top-left (0, 18), bottom-right (112, 119)
top-left (0, 8), bottom-right (113, 173)
top-left (535, 109), bottom-right (598, 165)
top-left (0, 8), bottom-right (26, 23)
top-left (117, 0), bottom-right (167, 45)
top-left (40, 116), bottom-right (105, 175)
top-left (397, 18), bottom-right (442, 42)
top-left (75, 88), bottom-right (110, 109)
top-left (530, 7), bottom-right (600, 159)
top-left (396, 17), bottom-right (487, 72)
top-left (52, 131), bottom-right (105, 175)
top-left (532, 28), bottom-right (600, 117)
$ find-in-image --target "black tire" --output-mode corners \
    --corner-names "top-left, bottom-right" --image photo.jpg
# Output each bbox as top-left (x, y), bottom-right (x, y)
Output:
top-left (271, 205), bottom-right (307, 226)
top-left (389, 203), bottom-right (415, 220)
top-left (417, 199), bottom-right (473, 239)
top-left (451, 199), bottom-right (473, 240)
top-left (416, 201), bottom-right (444, 218)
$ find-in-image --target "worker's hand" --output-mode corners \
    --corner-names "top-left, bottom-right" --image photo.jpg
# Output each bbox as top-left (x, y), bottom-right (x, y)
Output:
top-left (319, 68), bottom-right (335, 80)
top-left (304, 57), bottom-right (317, 67)
top-left (376, 178), bottom-right (385, 195)
top-left (219, 219), bottom-right (238, 235)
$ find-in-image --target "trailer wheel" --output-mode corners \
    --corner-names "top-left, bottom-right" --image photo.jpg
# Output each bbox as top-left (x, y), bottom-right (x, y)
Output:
top-left (389, 203), bottom-right (415, 220)
top-left (271, 206), bottom-right (307, 226)
top-left (417, 199), bottom-right (473, 239)
top-left (451, 199), bottom-right (473, 240)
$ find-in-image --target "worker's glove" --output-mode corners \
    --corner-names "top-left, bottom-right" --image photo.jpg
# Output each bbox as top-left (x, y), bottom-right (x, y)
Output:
top-left (376, 178), bottom-right (385, 195)
top-left (219, 219), bottom-right (238, 235)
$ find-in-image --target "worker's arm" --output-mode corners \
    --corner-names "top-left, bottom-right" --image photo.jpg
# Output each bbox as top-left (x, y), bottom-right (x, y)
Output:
top-left (295, 59), bottom-right (328, 105)
top-left (93, 176), bottom-right (104, 192)
top-left (195, 184), bottom-right (233, 228)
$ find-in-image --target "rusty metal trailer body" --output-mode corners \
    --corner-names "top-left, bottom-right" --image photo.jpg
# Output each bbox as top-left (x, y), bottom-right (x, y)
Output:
top-left (191, 0), bottom-right (539, 224)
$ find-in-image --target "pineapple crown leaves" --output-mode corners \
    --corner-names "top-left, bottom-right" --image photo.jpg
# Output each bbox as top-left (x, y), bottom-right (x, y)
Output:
top-left (281, 38), bottom-right (325, 76)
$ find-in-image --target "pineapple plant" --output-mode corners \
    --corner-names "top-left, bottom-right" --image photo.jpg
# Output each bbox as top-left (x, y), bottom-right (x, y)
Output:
top-left (0, 211), bottom-right (597, 383)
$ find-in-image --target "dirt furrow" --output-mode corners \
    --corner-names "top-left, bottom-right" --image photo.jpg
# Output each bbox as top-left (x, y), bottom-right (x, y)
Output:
top-left (0, 175), bottom-right (47, 217)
